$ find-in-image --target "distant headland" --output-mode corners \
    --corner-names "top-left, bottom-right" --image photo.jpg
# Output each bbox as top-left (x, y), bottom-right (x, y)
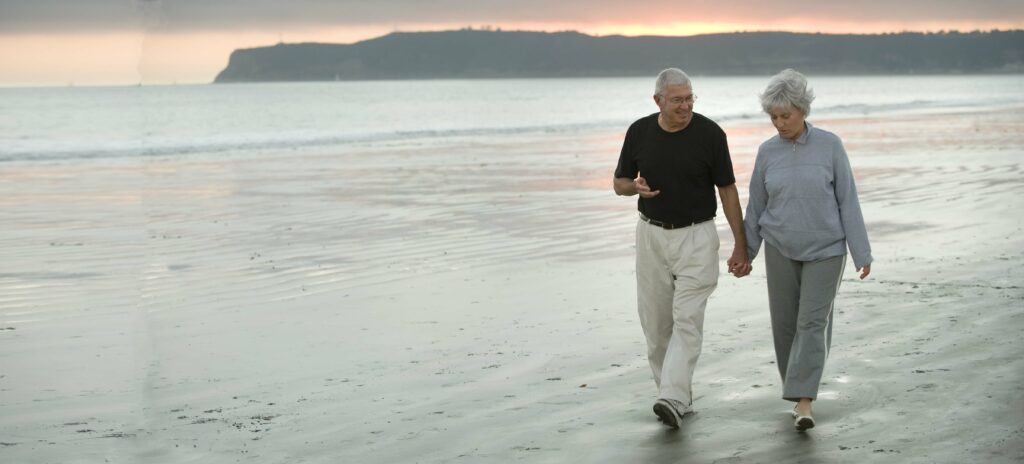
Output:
top-left (214, 29), bottom-right (1024, 83)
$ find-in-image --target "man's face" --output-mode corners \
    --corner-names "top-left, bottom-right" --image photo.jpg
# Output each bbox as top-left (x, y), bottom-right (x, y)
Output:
top-left (656, 84), bottom-right (695, 128)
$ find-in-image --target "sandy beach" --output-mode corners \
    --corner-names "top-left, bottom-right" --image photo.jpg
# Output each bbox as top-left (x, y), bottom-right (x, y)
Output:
top-left (1, 105), bottom-right (1022, 463)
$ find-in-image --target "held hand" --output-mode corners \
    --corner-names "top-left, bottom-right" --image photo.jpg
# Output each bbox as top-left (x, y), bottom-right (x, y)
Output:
top-left (859, 264), bottom-right (871, 280)
top-left (635, 176), bottom-right (661, 198)
top-left (727, 248), bottom-right (752, 277)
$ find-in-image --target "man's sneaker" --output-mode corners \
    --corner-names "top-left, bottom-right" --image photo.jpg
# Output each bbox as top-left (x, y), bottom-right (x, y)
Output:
top-left (653, 398), bottom-right (691, 428)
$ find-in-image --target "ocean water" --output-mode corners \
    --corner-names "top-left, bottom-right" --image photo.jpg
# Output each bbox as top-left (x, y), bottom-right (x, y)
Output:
top-left (1, 75), bottom-right (1022, 163)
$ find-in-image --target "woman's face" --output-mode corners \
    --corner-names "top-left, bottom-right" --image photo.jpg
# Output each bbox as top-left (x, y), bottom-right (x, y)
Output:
top-left (768, 106), bottom-right (806, 140)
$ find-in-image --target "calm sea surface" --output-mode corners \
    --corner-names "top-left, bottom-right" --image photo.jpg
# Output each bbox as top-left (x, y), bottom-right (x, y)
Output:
top-left (1, 75), bottom-right (1022, 163)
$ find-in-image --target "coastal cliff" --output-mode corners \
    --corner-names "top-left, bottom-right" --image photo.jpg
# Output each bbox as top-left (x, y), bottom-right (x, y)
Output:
top-left (214, 29), bottom-right (1024, 82)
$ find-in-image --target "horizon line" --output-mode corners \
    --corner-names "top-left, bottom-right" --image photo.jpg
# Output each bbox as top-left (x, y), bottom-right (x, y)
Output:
top-left (273, 26), bottom-right (1024, 47)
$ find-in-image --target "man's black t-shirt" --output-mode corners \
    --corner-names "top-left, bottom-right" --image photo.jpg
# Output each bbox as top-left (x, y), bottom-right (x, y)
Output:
top-left (614, 112), bottom-right (736, 225)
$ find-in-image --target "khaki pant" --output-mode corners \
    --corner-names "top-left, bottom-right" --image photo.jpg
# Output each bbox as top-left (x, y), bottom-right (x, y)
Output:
top-left (635, 218), bottom-right (720, 405)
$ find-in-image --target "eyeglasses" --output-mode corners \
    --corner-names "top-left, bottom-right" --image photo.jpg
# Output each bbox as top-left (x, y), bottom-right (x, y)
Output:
top-left (664, 94), bottom-right (697, 105)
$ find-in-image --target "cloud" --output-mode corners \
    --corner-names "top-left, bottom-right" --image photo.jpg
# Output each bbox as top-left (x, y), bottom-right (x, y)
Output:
top-left (1, 0), bottom-right (1021, 34)
top-left (0, 0), bottom-right (141, 32)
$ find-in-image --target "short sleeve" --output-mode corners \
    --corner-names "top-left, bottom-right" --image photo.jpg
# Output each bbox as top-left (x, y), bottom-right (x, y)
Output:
top-left (711, 128), bottom-right (736, 187)
top-left (614, 122), bottom-right (640, 179)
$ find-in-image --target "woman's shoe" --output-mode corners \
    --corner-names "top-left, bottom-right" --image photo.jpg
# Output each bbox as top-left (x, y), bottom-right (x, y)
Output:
top-left (792, 406), bottom-right (815, 431)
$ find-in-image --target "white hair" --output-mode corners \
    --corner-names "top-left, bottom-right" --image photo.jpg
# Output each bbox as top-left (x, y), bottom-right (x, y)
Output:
top-left (760, 68), bottom-right (815, 116)
top-left (655, 68), bottom-right (691, 96)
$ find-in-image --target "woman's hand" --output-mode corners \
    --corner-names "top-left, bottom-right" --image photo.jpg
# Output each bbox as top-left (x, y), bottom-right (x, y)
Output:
top-left (859, 264), bottom-right (871, 280)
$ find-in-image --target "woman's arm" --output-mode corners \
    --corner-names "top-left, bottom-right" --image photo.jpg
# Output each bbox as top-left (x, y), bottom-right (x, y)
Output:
top-left (744, 153), bottom-right (768, 262)
top-left (833, 138), bottom-right (873, 273)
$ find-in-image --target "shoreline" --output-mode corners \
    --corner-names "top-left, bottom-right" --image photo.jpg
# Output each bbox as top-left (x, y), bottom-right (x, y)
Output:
top-left (1, 105), bottom-right (1022, 463)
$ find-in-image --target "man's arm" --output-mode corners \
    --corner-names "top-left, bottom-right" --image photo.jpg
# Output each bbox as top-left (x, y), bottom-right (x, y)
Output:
top-left (717, 183), bottom-right (751, 277)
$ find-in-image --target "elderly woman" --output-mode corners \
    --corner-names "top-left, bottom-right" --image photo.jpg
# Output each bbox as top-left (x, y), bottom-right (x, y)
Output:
top-left (744, 69), bottom-right (872, 431)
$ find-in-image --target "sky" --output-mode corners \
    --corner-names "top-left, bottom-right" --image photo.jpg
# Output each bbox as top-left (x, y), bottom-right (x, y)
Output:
top-left (1, 0), bottom-right (1022, 86)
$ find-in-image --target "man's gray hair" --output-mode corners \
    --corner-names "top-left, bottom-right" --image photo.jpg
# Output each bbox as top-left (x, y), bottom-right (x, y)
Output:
top-left (655, 68), bottom-right (692, 96)
top-left (760, 68), bottom-right (815, 115)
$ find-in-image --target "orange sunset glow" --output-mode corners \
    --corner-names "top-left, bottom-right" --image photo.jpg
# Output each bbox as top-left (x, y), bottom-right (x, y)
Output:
top-left (2, 14), bottom-right (1023, 87)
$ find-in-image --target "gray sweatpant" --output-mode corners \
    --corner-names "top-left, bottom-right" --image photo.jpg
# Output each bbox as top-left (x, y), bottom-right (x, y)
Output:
top-left (763, 243), bottom-right (846, 402)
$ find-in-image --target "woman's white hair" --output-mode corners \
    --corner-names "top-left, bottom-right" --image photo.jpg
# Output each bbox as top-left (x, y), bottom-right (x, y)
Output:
top-left (760, 68), bottom-right (815, 116)
top-left (655, 68), bottom-right (691, 97)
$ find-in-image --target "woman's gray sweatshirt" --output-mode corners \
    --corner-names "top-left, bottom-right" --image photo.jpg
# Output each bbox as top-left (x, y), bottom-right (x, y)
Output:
top-left (744, 121), bottom-right (873, 269)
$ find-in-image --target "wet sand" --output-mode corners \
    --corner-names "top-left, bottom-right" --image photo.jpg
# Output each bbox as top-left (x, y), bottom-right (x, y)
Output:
top-left (1, 106), bottom-right (1022, 463)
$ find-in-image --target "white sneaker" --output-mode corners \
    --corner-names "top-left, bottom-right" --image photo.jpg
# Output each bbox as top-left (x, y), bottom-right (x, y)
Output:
top-left (653, 398), bottom-right (692, 429)
top-left (791, 406), bottom-right (815, 431)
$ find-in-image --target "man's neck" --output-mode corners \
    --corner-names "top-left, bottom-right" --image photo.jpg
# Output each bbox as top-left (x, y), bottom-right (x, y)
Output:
top-left (658, 114), bottom-right (691, 133)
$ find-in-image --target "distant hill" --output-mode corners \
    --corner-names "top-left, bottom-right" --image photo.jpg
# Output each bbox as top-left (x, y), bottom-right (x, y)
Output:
top-left (214, 29), bottom-right (1024, 83)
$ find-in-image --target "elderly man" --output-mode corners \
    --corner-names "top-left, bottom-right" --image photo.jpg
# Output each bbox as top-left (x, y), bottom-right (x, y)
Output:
top-left (613, 68), bottom-right (751, 428)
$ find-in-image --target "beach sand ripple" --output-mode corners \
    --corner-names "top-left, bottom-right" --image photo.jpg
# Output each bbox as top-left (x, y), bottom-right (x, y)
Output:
top-left (1, 108), bottom-right (1022, 463)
